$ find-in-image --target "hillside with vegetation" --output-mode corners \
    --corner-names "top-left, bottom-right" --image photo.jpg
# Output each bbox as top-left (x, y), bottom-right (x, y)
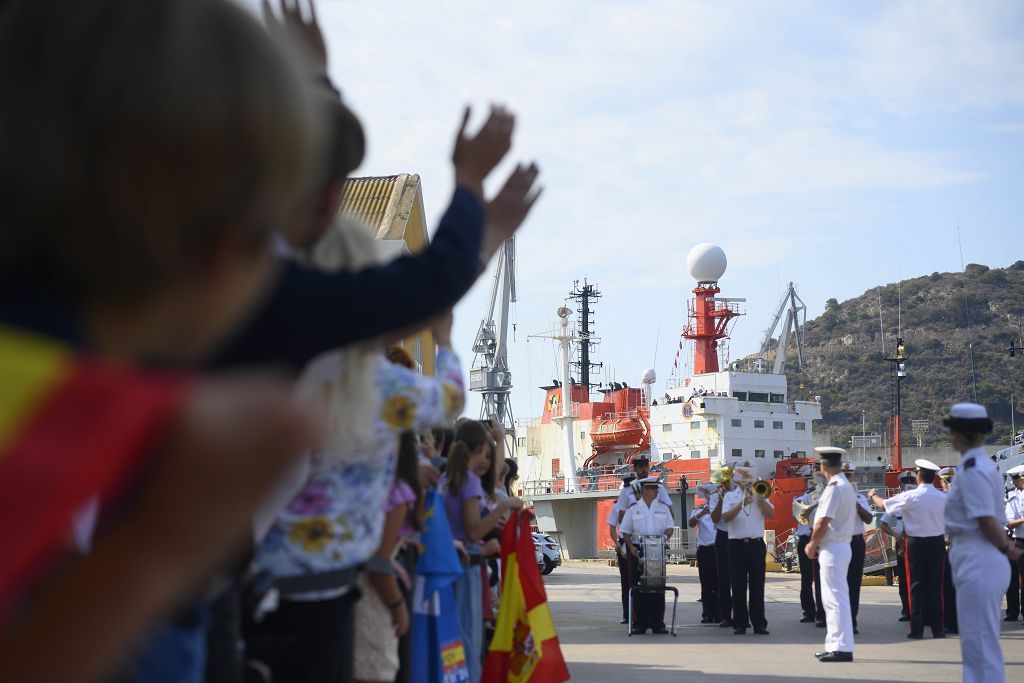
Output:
top-left (764, 261), bottom-right (1024, 448)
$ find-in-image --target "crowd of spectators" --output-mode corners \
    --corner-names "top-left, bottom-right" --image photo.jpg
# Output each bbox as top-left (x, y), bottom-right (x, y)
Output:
top-left (0, 1), bottom-right (540, 682)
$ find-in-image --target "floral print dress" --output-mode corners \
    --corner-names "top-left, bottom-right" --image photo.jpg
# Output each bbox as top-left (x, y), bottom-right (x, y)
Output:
top-left (254, 347), bottom-right (464, 600)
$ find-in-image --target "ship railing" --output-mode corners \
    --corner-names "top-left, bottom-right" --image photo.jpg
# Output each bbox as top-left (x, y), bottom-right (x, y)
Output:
top-left (519, 472), bottom-right (710, 497)
top-left (547, 403), bottom-right (581, 419)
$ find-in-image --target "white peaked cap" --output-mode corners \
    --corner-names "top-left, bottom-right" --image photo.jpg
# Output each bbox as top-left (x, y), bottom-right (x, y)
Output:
top-left (914, 459), bottom-right (940, 472)
top-left (842, 461), bottom-right (857, 472)
top-left (949, 403), bottom-right (988, 419)
top-left (1007, 465), bottom-right (1024, 477)
top-left (639, 476), bottom-right (661, 486)
top-left (814, 446), bottom-right (847, 456)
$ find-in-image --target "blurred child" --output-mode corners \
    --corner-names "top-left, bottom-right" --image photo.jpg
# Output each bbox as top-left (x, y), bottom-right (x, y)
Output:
top-left (0, 0), bottom-right (324, 680)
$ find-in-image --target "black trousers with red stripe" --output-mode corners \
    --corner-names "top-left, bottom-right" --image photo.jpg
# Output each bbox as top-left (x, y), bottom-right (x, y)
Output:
top-left (617, 538), bottom-right (631, 621)
top-left (906, 535), bottom-right (946, 636)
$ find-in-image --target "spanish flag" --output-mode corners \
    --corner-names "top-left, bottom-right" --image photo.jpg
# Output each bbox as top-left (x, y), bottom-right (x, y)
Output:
top-left (483, 510), bottom-right (569, 683)
top-left (0, 326), bottom-right (188, 614)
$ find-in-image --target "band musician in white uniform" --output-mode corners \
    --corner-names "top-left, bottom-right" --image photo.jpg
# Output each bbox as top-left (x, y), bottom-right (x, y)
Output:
top-left (620, 476), bottom-right (674, 635)
top-left (943, 403), bottom-right (1022, 683)
top-left (805, 447), bottom-right (857, 662)
top-left (688, 483), bottom-right (719, 623)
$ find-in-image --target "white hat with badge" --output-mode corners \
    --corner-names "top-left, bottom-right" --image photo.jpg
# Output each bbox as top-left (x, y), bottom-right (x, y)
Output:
top-left (914, 458), bottom-right (940, 472)
top-left (1007, 465), bottom-right (1024, 478)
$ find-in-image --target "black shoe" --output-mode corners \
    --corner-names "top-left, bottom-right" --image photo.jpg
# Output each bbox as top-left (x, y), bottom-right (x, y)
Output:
top-left (718, 619), bottom-right (733, 628)
top-left (854, 628), bottom-right (859, 634)
top-left (652, 627), bottom-right (669, 634)
top-left (1005, 615), bottom-right (1020, 622)
top-left (814, 651), bottom-right (828, 659)
top-left (946, 627), bottom-right (958, 634)
top-left (898, 615), bottom-right (911, 622)
top-left (700, 616), bottom-right (717, 624)
top-left (815, 620), bottom-right (826, 628)
top-left (907, 632), bottom-right (923, 639)
top-left (620, 618), bottom-right (628, 624)
top-left (800, 616), bottom-right (815, 623)
top-left (932, 631), bottom-right (945, 639)
top-left (753, 628), bottom-right (769, 635)
top-left (733, 627), bottom-right (747, 635)
top-left (630, 628), bottom-right (645, 635)
top-left (818, 651), bottom-right (853, 662)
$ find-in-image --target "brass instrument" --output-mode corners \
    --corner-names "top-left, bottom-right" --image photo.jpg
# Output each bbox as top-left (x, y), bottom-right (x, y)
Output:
top-left (751, 479), bottom-right (772, 499)
top-left (710, 466), bottom-right (734, 486)
top-left (791, 497), bottom-right (819, 526)
top-left (940, 468), bottom-right (955, 483)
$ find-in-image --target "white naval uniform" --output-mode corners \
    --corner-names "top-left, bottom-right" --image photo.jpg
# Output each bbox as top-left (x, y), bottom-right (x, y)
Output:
top-left (620, 499), bottom-right (674, 539)
top-left (944, 446), bottom-right (1010, 683)
top-left (688, 506), bottom-right (717, 547)
top-left (616, 482), bottom-right (673, 517)
top-left (815, 473), bottom-right (856, 654)
top-left (1008, 490), bottom-right (1024, 539)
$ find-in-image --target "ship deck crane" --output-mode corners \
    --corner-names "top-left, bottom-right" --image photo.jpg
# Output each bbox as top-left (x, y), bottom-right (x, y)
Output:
top-left (469, 237), bottom-right (517, 434)
top-left (757, 282), bottom-right (807, 374)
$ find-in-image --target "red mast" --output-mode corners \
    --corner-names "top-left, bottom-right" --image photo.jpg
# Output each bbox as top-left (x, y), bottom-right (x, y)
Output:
top-left (683, 283), bottom-right (741, 374)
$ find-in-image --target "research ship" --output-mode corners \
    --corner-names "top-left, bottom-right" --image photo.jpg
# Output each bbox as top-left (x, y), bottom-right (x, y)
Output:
top-left (511, 243), bottom-right (839, 560)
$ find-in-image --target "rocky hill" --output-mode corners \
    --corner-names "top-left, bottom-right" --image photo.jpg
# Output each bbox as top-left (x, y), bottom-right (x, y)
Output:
top-left (766, 261), bottom-right (1024, 448)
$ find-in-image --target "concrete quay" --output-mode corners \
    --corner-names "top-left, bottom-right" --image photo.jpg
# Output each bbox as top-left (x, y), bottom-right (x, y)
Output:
top-left (544, 561), bottom-right (1023, 682)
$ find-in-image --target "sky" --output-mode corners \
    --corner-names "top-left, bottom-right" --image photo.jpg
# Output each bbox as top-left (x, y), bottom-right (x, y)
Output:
top-left (240, 0), bottom-right (1024, 427)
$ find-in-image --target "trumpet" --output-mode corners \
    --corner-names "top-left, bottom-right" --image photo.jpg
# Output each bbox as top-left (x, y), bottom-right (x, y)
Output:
top-left (751, 479), bottom-right (772, 499)
top-left (940, 469), bottom-right (955, 483)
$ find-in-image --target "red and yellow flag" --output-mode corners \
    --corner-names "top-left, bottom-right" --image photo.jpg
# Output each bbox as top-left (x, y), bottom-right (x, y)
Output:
top-left (0, 326), bottom-right (189, 613)
top-left (483, 510), bottom-right (570, 683)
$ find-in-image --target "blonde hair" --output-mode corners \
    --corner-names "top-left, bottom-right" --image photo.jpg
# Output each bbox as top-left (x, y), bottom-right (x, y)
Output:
top-left (0, 0), bottom-right (323, 304)
top-left (294, 216), bottom-right (387, 456)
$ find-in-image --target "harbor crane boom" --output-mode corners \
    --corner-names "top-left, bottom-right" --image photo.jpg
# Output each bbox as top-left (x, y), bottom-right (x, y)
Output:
top-left (757, 282), bottom-right (807, 374)
top-left (469, 237), bottom-right (517, 434)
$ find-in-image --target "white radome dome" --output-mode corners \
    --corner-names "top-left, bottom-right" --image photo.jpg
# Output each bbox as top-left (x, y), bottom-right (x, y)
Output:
top-left (641, 368), bottom-right (657, 384)
top-left (686, 243), bottom-right (727, 282)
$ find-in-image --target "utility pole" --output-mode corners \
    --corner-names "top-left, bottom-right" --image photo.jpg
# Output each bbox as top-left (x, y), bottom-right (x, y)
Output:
top-left (885, 338), bottom-right (907, 470)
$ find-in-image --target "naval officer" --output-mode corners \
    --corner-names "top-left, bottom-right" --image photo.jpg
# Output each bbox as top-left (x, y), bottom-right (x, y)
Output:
top-left (842, 462), bottom-right (872, 634)
top-left (620, 476), bottom-right (674, 635)
top-left (688, 483), bottom-right (719, 623)
top-left (870, 458), bottom-right (948, 638)
top-left (805, 447), bottom-right (857, 662)
top-left (943, 403), bottom-right (1023, 683)
top-left (1004, 464), bottom-right (1024, 622)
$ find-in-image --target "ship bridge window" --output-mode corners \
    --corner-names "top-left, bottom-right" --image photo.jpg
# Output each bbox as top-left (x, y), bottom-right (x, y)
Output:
top-left (795, 422), bottom-right (806, 431)
top-left (690, 450), bottom-right (701, 459)
top-left (730, 418), bottom-right (742, 427)
top-left (748, 392), bottom-right (769, 403)
top-left (774, 450), bottom-right (784, 459)
top-left (755, 449), bottom-right (766, 458)
top-left (662, 424), bottom-right (672, 432)
top-left (794, 450), bottom-right (806, 457)
top-left (754, 419), bottom-right (765, 429)
top-left (731, 448), bottom-right (743, 457)
top-left (770, 393), bottom-right (785, 403)
top-left (773, 421), bottom-right (783, 430)
top-left (709, 448), bottom-right (718, 459)
top-left (707, 419), bottom-right (717, 429)
top-left (732, 391), bottom-right (748, 401)
top-left (690, 421), bottom-right (700, 430)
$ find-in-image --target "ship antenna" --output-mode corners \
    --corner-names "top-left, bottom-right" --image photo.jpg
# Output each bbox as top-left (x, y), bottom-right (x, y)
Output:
top-left (956, 226), bottom-right (979, 401)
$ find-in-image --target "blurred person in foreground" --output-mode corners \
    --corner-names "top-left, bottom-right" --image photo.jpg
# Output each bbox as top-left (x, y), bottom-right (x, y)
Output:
top-left (0, 0), bottom-right (325, 680)
top-left (942, 403), bottom-right (1022, 683)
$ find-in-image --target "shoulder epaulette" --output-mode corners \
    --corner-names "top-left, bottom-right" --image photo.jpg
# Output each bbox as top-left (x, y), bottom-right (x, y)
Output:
top-left (964, 457), bottom-right (976, 469)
